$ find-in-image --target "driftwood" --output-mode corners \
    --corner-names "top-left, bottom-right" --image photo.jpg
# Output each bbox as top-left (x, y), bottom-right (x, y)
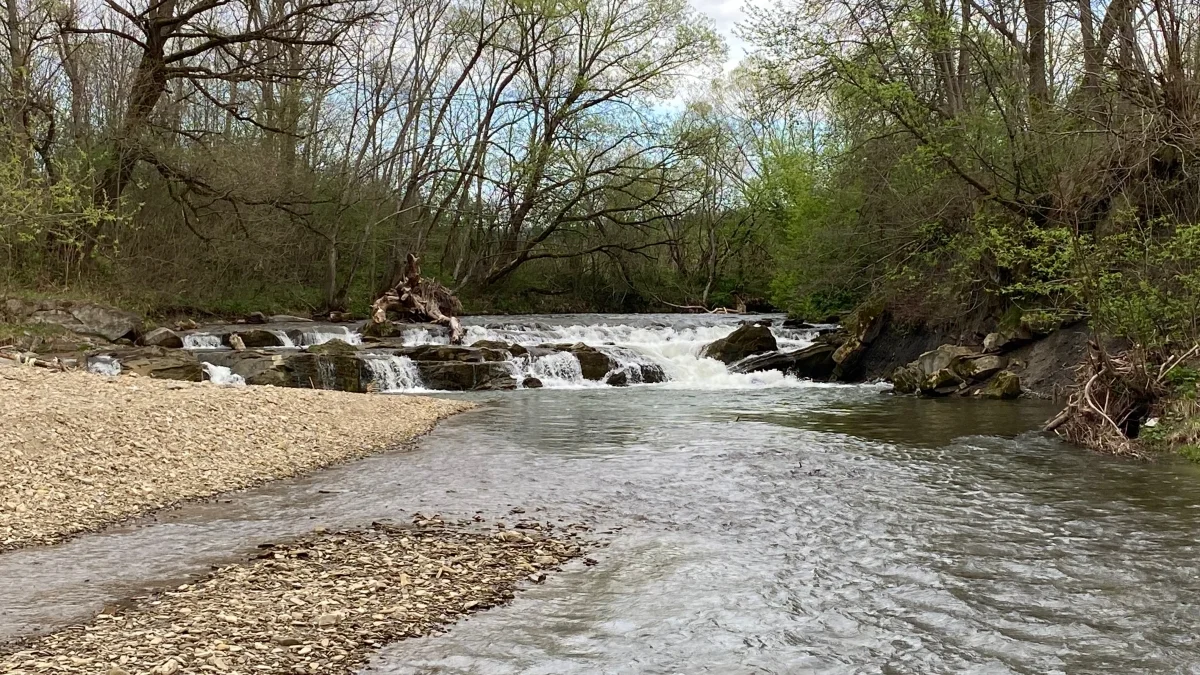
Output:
top-left (368, 254), bottom-right (465, 344)
top-left (1043, 341), bottom-right (1197, 457)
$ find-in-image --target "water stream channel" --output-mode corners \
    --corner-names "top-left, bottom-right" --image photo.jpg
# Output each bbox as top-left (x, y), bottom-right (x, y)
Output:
top-left (4, 314), bottom-right (1200, 673)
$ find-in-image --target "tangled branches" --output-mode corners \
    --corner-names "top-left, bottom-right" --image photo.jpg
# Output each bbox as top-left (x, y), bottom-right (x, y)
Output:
top-left (1045, 342), bottom-right (1198, 458)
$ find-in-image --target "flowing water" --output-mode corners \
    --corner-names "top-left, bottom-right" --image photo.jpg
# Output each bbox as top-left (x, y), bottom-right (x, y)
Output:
top-left (4, 315), bottom-right (1200, 673)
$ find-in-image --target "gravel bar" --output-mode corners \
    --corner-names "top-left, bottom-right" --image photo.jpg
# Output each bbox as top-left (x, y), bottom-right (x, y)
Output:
top-left (0, 367), bottom-right (472, 550)
top-left (0, 517), bottom-right (587, 674)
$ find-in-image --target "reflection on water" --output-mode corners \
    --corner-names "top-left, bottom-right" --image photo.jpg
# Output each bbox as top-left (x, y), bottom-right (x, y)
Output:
top-left (2, 384), bottom-right (1199, 674)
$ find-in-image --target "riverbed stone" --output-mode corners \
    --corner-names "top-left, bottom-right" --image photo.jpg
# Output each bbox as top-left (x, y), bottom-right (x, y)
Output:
top-left (701, 324), bottom-right (777, 364)
top-left (604, 363), bottom-right (667, 386)
top-left (472, 340), bottom-right (529, 357)
top-left (956, 353), bottom-right (1007, 381)
top-left (307, 338), bottom-right (358, 355)
top-left (226, 329), bottom-right (285, 349)
top-left (541, 343), bottom-right (619, 380)
top-left (398, 344), bottom-right (513, 363)
top-left (982, 370), bottom-right (1022, 399)
top-left (94, 346), bottom-right (204, 381)
top-left (731, 343), bottom-right (838, 380)
top-left (140, 327), bottom-right (184, 349)
top-left (415, 361), bottom-right (518, 390)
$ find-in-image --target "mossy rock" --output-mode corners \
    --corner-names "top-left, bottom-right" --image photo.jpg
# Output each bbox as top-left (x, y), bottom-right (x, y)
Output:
top-left (982, 370), bottom-right (1022, 399)
top-left (307, 338), bottom-right (358, 355)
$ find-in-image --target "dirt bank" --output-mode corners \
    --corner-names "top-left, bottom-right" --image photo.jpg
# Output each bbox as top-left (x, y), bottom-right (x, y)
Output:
top-left (0, 518), bottom-right (586, 674)
top-left (0, 368), bottom-right (471, 550)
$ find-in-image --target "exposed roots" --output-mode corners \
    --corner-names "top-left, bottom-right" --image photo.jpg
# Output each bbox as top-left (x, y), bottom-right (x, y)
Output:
top-left (1044, 342), bottom-right (1197, 458)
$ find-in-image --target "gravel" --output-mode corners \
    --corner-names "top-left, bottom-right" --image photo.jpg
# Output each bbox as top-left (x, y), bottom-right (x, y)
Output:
top-left (0, 517), bottom-right (587, 674)
top-left (0, 367), bottom-right (472, 550)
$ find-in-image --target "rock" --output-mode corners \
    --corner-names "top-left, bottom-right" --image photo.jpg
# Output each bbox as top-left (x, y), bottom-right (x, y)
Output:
top-left (229, 334), bottom-right (246, 351)
top-left (198, 352), bottom-right (292, 387)
top-left (700, 324), bottom-right (777, 364)
top-left (604, 363), bottom-right (666, 386)
top-left (540, 343), bottom-right (618, 380)
top-left (890, 344), bottom-right (978, 396)
top-left (731, 343), bottom-right (837, 380)
top-left (140, 327), bottom-right (184, 349)
top-left (18, 300), bottom-right (143, 341)
top-left (288, 353), bottom-right (368, 392)
top-left (246, 312), bottom-right (268, 324)
top-left (226, 329), bottom-right (284, 349)
top-left (415, 361), bottom-right (518, 391)
top-left (96, 347), bottom-right (204, 381)
top-left (362, 319), bottom-right (402, 339)
top-left (956, 353), bottom-right (1007, 381)
top-left (831, 303), bottom-right (884, 380)
top-left (269, 314), bottom-right (313, 323)
top-left (521, 377), bottom-right (544, 389)
top-left (471, 340), bottom-right (529, 357)
top-left (982, 370), bottom-right (1022, 399)
top-left (307, 338), bottom-right (358, 355)
top-left (397, 344), bottom-right (513, 363)
top-left (982, 332), bottom-right (1009, 353)
top-left (782, 318), bottom-right (817, 329)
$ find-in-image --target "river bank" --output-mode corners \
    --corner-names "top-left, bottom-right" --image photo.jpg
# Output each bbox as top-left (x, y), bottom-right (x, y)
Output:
top-left (0, 367), bottom-right (471, 550)
top-left (0, 518), bottom-right (584, 675)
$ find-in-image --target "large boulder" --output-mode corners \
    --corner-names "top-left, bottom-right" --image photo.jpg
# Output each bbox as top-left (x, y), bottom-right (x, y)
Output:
top-left (700, 324), bottom-right (777, 365)
top-left (470, 340), bottom-right (529, 357)
top-left (140, 327), bottom-right (184, 349)
top-left (540, 343), bottom-right (618, 380)
top-left (891, 344), bottom-right (992, 396)
top-left (982, 370), bottom-right (1022, 399)
top-left (226, 329), bottom-right (285, 349)
top-left (415, 361), bottom-right (518, 391)
top-left (604, 363), bottom-right (667, 386)
top-left (831, 303), bottom-right (885, 380)
top-left (731, 343), bottom-right (838, 380)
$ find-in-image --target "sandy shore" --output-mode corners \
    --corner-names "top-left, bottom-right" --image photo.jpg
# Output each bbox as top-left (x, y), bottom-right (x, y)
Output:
top-left (0, 517), bottom-right (586, 674)
top-left (0, 367), bottom-right (472, 550)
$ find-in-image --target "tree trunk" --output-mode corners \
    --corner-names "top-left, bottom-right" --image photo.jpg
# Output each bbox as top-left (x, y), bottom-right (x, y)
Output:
top-left (1025, 0), bottom-right (1049, 105)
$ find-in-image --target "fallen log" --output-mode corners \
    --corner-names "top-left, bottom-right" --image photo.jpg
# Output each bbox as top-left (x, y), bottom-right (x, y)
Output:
top-left (368, 254), bottom-right (465, 345)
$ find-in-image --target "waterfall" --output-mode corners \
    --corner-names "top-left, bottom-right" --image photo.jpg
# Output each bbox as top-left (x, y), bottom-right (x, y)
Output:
top-left (86, 355), bottom-right (122, 376)
top-left (183, 333), bottom-right (223, 350)
top-left (364, 355), bottom-right (423, 392)
top-left (270, 330), bottom-right (296, 348)
top-left (201, 362), bottom-right (246, 386)
top-left (526, 351), bottom-right (586, 387)
top-left (295, 326), bottom-right (362, 347)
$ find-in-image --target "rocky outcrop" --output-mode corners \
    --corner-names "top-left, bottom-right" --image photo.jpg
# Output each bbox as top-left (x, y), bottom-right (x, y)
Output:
top-left (140, 327), bottom-right (183, 349)
top-left (415, 361), bottom-right (518, 391)
top-left (831, 303), bottom-right (885, 380)
top-left (4, 298), bottom-right (143, 342)
top-left (891, 345), bottom-right (1013, 397)
top-left (731, 343), bottom-right (838, 380)
top-left (700, 324), bottom-right (777, 365)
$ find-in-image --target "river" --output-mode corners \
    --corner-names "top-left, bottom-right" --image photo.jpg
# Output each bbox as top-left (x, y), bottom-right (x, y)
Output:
top-left (4, 314), bottom-right (1200, 673)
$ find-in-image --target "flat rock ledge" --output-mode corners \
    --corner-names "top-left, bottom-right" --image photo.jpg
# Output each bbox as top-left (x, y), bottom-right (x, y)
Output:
top-left (0, 368), bottom-right (472, 551)
top-left (0, 518), bottom-right (587, 674)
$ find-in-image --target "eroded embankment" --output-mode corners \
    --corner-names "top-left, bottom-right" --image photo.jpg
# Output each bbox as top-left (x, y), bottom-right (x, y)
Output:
top-left (0, 367), bottom-right (472, 550)
top-left (0, 518), bottom-right (586, 674)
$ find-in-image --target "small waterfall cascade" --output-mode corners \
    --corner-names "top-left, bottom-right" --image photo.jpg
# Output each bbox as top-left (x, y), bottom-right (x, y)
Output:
top-left (525, 351), bottom-right (586, 387)
top-left (183, 333), bottom-right (223, 350)
top-left (86, 355), bottom-right (122, 376)
top-left (201, 362), bottom-right (246, 386)
top-left (296, 326), bottom-right (362, 347)
top-left (364, 355), bottom-right (423, 392)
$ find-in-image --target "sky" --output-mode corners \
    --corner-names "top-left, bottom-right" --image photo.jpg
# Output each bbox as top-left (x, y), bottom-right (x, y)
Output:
top-left (690, 0), bottom-right (753, 71)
